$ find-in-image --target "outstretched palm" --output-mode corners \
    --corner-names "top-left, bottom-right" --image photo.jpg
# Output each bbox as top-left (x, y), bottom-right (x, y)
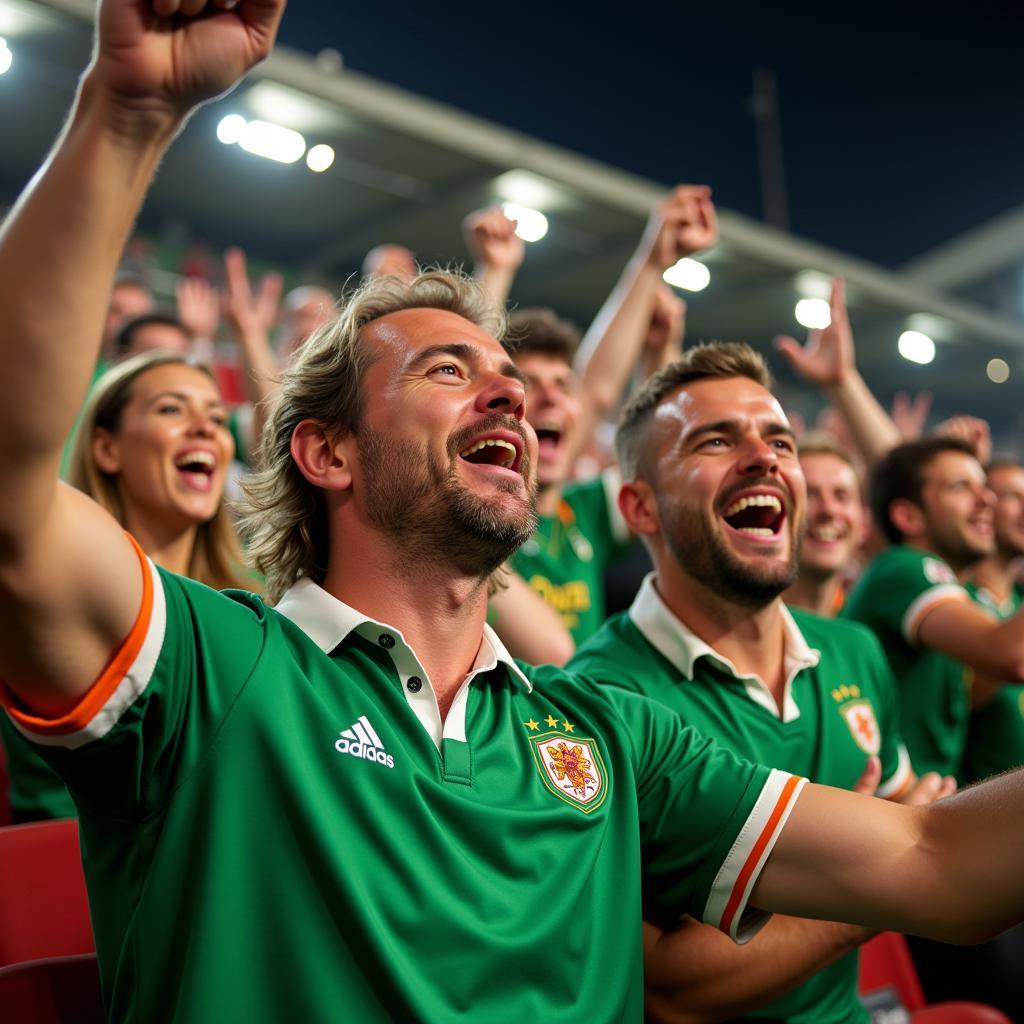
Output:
top-left (776, 277), bottom-right (854, 388)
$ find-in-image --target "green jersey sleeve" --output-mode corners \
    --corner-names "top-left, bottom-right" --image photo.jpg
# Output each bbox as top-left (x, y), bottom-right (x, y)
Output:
top-left (603, 685), bottom-right (806, 943)
top-left (1, 547), bottom-right (265, 820)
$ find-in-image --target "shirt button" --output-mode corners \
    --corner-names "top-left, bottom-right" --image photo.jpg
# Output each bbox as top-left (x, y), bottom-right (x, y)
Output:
top-left (378, 634), bottom-right (395, 649)
top-left (406, 676), bottom-right (423, 693)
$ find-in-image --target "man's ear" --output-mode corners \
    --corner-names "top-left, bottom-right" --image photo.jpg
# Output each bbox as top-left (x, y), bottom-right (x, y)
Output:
top-left (619, 478), bottom-right (660, 536)
top-left (290, 420), bottom-right (353, 491)
top-left (889, 498), bottom-right (924, 541)
top-left (91, 428), bottom-right (120, 475)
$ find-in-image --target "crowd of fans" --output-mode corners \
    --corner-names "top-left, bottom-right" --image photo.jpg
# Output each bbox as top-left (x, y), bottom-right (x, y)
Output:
top-left (1, 2), bottom-right (1024, 1023)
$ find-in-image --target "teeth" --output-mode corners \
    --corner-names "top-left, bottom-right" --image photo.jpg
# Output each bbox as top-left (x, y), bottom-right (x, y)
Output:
top-left (459, 438), bottom-right (517, 467)
top-left (724, 494), bottom-right (782, 517)
top-left (810, 526), bottom-right (841, 541)
top-left (175, 451), bottom-right (216, 469)
top-left (736, 527), bottom-right (775, 537)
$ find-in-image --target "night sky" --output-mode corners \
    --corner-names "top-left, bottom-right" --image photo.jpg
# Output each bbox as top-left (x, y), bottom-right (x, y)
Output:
top-left (276, 1), bottom-right (1024, 270)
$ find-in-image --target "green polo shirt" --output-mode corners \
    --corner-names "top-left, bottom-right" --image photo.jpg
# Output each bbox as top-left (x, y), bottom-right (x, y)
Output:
top-left (510, 471), bottom-right (632, 644)
top-left (843, 545), bottom-right (970, 776)
top-left (570, 575), bottom-right (910, 1024)
top-left (961, 582), bottom-right (1024, 783)
top-left (1, 546), bottom-right (806, 1024)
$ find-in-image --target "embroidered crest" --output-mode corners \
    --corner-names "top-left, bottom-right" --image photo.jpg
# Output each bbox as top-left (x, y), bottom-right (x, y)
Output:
top-left (530, 733), bottom-right (607, 813)
top-left (923, 558), bottom-right (956, 586)
top-left (840, 700), bottom-right (881, 755)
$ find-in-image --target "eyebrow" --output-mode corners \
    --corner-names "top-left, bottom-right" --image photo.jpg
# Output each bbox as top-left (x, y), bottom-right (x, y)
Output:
top-left (408, 343), bottom-right (528, 387)
top-left (146, 390), bottom-right (227, 410)
top-left (683, 418), bottom-right (797, 445)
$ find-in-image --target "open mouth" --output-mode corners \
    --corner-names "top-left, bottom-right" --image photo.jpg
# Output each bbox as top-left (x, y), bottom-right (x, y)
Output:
top-left (533, 422), bottom-right (563, 459)
top-left (807, 523), bottom-right (848, 543)
top-left (459, 436), bottom-right (521, 473)
top-left (722, 493), bottom-right (785, 538)
top-left (174, 450), bottom-right (217, 490)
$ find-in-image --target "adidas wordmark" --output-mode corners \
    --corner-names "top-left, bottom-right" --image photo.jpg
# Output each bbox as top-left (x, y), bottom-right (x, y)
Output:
top-left (335, 715), bottom-right (395, 768)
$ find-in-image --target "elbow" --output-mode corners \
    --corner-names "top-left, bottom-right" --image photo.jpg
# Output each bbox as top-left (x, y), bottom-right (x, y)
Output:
top-left (539, 634), bottom-right (575, 667)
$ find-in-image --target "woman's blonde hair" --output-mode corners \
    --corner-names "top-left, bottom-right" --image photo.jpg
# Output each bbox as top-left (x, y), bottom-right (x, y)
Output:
top-left (240, 268), bottom-right (505, 604)
top-left (67, 351), bottom-right (251, 591)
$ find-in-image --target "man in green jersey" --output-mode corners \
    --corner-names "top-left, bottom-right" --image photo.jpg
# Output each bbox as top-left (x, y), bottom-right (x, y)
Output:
top-left (844, 437), bottom-right (1024, 777)
top-left (5, 5), bottom-right (1024, 1024)
top-left (570, 343), bottom-right (947, 1024)
top-left (507, 186), bottom-right (708, 644)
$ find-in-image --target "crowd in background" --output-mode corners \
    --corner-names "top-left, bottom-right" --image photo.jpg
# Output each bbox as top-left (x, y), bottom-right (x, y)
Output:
top-left (2, 3), bottom-right (1024, 1023)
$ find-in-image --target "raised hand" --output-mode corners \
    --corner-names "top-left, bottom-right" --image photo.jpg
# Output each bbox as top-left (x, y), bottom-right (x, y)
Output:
top-left (176, 275), bottom-right (221, 341)
top-left (223, 246), bottom-right (283, 339)
top-left (463, 207), bottom-right (526, 274)
top-left (935, 414), bottom-right (992, 466)
top-left (775, 277), bottom-right (854, 389)
top-left (92, 0), bottom-right (286, 118)
top-left (639, 185), bottom-right (717, 271)
top-left (891, 391), bottom-right (933, 442)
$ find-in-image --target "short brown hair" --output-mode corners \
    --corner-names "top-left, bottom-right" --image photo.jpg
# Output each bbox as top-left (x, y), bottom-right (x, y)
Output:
top-left (616, 341), bottom-right (773, 480)
top-left (798, 432), bottom-right (856, 467)
top-left (505, 308), bottom-right (580, 363)
top-left (240, 268), bottom-right (506, 604)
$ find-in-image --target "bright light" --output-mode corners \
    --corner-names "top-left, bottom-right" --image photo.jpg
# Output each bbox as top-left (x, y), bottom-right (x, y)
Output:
top-left (0, 37), bottom-right (12, 76)
top-left (898, 330), bottom-right (935, 365)
top-left (216, 114), bottom-right (246, 145)
top-left (795, 298), bottom-right (831, 330)
top-left (238, 119), bottom-right (306, 164)
top-left (795, 270), bottom-right (831, 300)
top-left (494, 170), bottom-right (564, 211)
top-left (502, 202), bottom-right (548, 243)
top-left (663, 258), bottom-right (710, 292)
top-left (306, 144), bottom-right (335, 173)
top-left (987, 358), bottom-right (1010, 384)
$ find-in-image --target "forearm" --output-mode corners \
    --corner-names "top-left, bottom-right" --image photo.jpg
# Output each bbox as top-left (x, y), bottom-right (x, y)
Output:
top-left (823, 372), bottom-right (901, 468)
top-left (0, 73), bottom-right (181, 528)
top-left (643, 915), bottom-right (871, 1024)
top-left (488, 570), bottom-right (574, 666)
top-left (474, 264), bottom-right (516, 309)
top-left (575, 257), bottom-right (662, 418)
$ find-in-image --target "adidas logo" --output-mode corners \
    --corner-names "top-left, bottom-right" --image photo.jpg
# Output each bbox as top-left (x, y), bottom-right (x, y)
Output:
top-left (335, 715), bottom-right (395, 769)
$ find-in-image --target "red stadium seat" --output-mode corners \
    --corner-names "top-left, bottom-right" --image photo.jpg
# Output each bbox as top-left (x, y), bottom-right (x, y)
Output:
top-left (860, 932), bottom-right (1012, 1023)
top-left (0, 953), bottom-right (104, 1023)
top-left (0, 741), bottom-right (11, 826)
top-left (0, 819), bottom-right (94, 967)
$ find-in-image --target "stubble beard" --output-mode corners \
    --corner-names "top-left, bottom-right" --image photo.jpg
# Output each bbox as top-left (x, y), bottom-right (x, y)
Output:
top-left (356, 422), bottom-right (538, 578)
top-left (658, 493), bottom-right (802, 609)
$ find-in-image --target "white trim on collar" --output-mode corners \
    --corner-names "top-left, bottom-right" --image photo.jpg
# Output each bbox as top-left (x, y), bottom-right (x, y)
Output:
top-left (628, 573), bottom-right (820, 723)
top-left (273, 576), bottom-right (532, 692)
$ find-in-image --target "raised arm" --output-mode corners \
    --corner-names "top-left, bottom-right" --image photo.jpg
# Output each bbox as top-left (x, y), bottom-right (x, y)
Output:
top-left (776, 277), bottom-right (901, 467)
top-left (0, 0), bottom-right (284, 712)
top-left (574, 185), bottom-right (714, 452)
top-left (463, 206), bottom-right (525, 308)
top-left (752, 767), bottom-right (1024, 944)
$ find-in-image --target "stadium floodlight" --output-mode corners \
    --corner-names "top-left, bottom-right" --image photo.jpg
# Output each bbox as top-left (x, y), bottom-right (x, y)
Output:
top-left (216, 114), bottom-right (247, 145)
top-left (898, 330), bottom-right (935, 365)
top-left (987, 358), bottom-right (1010, 384)
top-left (794, 298), bottom-right (831, 330)
top-left (0, 37), bottom-right (12, 76)
top-left (306, 144), bottom-right (335, 173)
top-left (238, 119), bottom-right (306, 164)
top-left (502, 202), bottom-right (548, 243)
top-left (663, 258), bottom-right (711, 292)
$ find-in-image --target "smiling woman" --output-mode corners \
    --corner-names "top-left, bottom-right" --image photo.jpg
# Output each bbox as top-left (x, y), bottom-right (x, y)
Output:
top-left (67, 351), bottom-right (250, 591)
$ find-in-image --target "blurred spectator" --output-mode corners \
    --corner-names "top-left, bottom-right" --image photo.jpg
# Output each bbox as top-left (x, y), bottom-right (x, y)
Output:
top-left (784, 435), bottom-right (868, 617)
top-left (114, 311), bottom-right (191, 358)
top-left (362, 243), bottom-right (416, 283)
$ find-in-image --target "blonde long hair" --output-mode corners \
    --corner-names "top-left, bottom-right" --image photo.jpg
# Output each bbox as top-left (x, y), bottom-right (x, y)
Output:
top-left (68, 352), bottom-right (251, 591)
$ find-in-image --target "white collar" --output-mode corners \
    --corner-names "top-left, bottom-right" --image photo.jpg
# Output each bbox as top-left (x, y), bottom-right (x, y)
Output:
top-left (273, 576), bottom-right (532, 693)
top-left (628, 573), bottom-right (820, 723)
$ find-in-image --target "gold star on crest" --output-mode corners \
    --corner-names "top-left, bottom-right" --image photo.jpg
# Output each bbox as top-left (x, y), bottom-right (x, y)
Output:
top-left (562, 720), bottom-right (575, 733)
top-left (544, 714), bottom-right (559, 728)
top-left (524, 719), bottom-right (539, 731)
